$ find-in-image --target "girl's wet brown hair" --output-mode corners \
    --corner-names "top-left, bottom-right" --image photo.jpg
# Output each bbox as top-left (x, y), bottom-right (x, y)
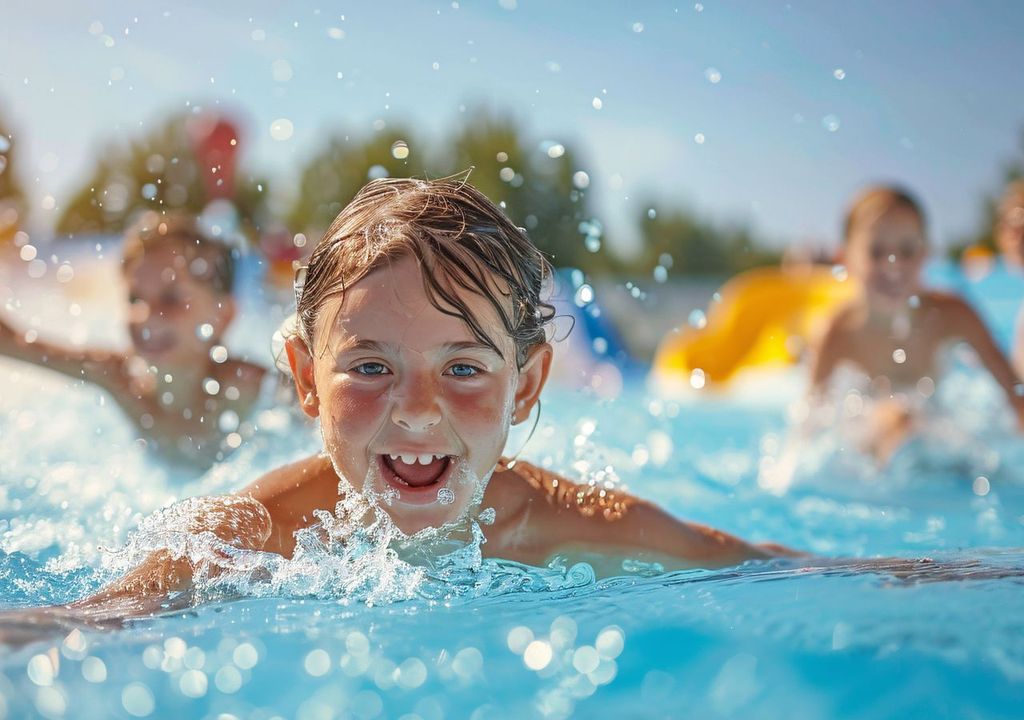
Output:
top-left (295, 176), bottom-right (556, 368)
top-left (843, 185), bottom-right (927, 244)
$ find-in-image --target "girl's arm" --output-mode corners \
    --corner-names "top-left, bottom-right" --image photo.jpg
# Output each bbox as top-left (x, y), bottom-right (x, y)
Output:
top-left (948, 296), bottom-right (1024, 425)
top-left (0, 495), bottom-right (273, 646)
top-left (0, 312), bottom-right (123, 392)
top-left (494, 462), bottom-right (797, 575)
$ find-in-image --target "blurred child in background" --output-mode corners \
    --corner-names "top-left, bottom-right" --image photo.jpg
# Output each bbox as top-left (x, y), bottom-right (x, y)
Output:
top-left (809, 185), bottom-right (1024, 463)
top-left (0, 212), bottom-right (266, 467)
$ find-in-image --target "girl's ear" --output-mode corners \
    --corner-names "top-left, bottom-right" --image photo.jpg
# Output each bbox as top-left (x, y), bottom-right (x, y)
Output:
top-left (285, 336), bottom-right (320, 417)
top-left (513, 343), bottom-right (553, 424)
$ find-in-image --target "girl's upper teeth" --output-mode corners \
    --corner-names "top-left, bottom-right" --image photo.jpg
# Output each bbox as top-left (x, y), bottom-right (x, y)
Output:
top-left (389, 453), bottom-right (444, 465)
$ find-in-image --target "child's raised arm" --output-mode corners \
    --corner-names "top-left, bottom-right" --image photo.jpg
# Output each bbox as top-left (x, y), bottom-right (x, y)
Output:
top-left (945, 295), bottom-right (1024, 426)
top-left (0, 312), bottom-right (122, 391)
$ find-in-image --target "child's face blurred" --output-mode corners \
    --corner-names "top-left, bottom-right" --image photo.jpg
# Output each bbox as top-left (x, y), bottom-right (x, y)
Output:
top-left (844, 206), bottom-right (926, 311)
top-left (125, 245), bottom-right (234, 368)
top-left (287, 254), bottom-right (550, 536)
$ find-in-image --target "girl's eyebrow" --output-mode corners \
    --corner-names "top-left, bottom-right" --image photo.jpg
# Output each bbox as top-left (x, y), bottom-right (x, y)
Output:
top-left (439, 341), bottom-right (502, 357)
top-left (338, 338), bottom-right (500, 357)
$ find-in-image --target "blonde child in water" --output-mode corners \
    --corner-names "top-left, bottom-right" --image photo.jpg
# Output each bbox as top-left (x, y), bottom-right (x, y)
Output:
top-left (810, 185), bottom-right (1024, 464)
top-left (0, 176), bottom-right (798, 629)
top-left (0, 213), bottom-right (265, 468)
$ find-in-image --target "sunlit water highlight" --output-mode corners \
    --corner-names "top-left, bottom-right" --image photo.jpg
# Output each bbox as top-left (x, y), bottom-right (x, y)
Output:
top-left (0, 242), bottom-right (1023, 718)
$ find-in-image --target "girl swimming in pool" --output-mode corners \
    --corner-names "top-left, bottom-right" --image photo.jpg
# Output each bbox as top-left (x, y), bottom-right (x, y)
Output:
top-left (31, 176), bottom-right (790, 620)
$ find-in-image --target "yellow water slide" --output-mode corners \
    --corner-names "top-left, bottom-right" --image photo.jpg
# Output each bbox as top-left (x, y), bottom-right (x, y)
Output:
top-left (652, 265), bottom-right (854, 387)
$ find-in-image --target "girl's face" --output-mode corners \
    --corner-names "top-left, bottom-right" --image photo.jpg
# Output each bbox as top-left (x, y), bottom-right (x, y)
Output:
top-left (844, 206), bottom-right (927, 311)
top-left (287, 254), bottom-right (551, 535)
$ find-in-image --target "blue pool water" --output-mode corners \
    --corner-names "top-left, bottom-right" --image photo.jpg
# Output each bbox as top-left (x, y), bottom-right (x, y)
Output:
top-left (0, 245), bottom-right (1023, 718)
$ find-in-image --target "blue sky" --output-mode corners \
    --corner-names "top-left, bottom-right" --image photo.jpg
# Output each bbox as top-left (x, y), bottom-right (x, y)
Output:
top-left (2, 0), bottom-right (1023, 256)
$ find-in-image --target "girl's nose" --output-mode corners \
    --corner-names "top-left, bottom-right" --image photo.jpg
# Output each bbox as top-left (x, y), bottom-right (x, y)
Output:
top-left (391, 378), bottom-right (442, 432)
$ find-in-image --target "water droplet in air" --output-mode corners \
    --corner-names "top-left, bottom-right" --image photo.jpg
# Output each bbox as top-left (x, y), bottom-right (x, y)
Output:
top-left (632, 22), bottom-right (644, 33)
top-left (210, 345), bottom-right (228, 363)
top-left (972, 476), bottom-right (990, 496)
top-left (688, 309), bottom-right (707, 329)
top-left (573, 171), bottom-right (590, 189)
top-left (592, 97), bottom-right (603, 110)
top-left (0, 136), bottom-right (10, 153)
top-left (0, 156), bottom-right (7, 175)
top-left (367, 164), bottom-right (388, 180)
top-left (499, 167), bottom-right (515, 182)
top-left (704, 67), bottom-right (722, 84)
top-left (390, 140), bottom-right (409, 160)
top-left (574, 284), bottom-right (595, 306)
top-left (197, 323), bottom-right (214, 340)
top-left (690, 368), bottom-right (706, 389)
top-left (653, 265), bottom-right (668, 283)
top-left (544, 142), bottom-right (565, 159)
top-left (269, 119), bottom-right (294, 141)
top-left (694, 133), bottom-right (705, 144)
top-left (822, 114), bottom-right (840, 132)
top-left (833, 68), bottom-right (846, 80)
top-left (892, 348), bottom-right (907, 364)
top-left (203, 378), bottom-right (221, 395)
top-left (831, 265), bottom-right (848, 281)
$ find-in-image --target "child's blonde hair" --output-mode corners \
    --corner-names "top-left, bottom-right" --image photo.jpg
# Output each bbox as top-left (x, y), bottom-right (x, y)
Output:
top-left (295, 176), bottom-right (555, 368)
top-left (843, 185), bottom-right (926, 244)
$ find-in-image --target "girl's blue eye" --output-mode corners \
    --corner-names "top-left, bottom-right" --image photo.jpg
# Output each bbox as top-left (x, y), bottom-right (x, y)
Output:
top-left (448, 364), bottom-right (479, 377)
top-left (354, 362), bottom-right (389, 376)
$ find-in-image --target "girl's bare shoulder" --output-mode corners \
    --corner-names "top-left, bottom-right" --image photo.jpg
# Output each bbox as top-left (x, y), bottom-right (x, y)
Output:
top-left (488, 458), bottom-right (637, 522)
top-left (235, 454), bottom-right (339, 556)
top-left (240, 454), bottom-right (340, 549)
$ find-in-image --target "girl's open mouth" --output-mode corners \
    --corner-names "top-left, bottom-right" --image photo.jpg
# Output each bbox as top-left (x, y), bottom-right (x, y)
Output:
top-left (378, 453), bottom-right (454, 501)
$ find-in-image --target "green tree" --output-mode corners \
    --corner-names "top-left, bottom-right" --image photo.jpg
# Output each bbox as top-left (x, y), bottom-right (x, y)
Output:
top-left (287, 125), bottom-right (424, 237)
top-left (440, 107), bottom-right (604, 273)
top-left (57, 113), bottom-right (269, 241)
top-left (637, 203), bottom-right (780, 277)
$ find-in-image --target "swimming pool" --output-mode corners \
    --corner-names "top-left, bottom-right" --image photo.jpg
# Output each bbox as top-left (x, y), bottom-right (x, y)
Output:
top-left (1, 242), bottom-right (1022, 719)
